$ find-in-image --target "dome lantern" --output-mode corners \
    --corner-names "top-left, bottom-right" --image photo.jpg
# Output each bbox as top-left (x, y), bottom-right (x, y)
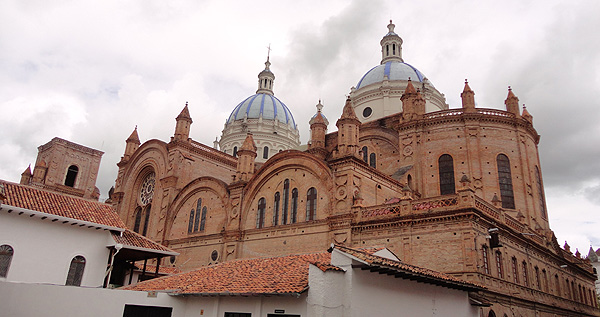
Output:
top-left (380, 20), bottom-right (404, 64)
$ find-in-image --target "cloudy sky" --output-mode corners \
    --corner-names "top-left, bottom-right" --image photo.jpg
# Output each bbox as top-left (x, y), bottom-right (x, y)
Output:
top-left (1, 0), bottom-right (599, 254)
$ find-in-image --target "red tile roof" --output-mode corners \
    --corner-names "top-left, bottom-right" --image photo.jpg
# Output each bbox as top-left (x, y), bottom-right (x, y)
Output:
top-left (0, 180), bottom-right (125, 228)
top-left (123, 252), bottom-right (331, 295)
top-left (335, 245), bottom-right (484, 291)
top-left (112, 230), bottom-right (178, 255)
top-left (133, 263), bottom-right (181, 275)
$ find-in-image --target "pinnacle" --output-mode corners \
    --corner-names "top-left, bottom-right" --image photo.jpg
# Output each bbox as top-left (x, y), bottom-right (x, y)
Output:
top-left (127, 126), bottom-right (140, 143)
top-left (176, 103), bottom-right (192, 121)
top-left (240, 133), bottom-right (257, 152)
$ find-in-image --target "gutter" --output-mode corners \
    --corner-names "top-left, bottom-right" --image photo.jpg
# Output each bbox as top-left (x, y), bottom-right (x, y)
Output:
top-left (0, 204), bottom-right (124, 232)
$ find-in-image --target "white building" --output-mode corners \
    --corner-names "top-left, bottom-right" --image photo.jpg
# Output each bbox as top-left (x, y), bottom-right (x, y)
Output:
top-left (0, 179), bottom-right (177, 288)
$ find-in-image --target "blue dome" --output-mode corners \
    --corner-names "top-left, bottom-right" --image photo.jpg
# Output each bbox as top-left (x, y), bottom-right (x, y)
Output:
top-left (356, 61), bottom-right (425, 89)
top-left (227, 93), bottom-right (296, 127)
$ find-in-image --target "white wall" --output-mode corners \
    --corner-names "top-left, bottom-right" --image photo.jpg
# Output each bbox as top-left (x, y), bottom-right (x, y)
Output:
top-left (0, 281), bottom-right (187, 317)
top-left (0, 212), bottom-right (113, 287)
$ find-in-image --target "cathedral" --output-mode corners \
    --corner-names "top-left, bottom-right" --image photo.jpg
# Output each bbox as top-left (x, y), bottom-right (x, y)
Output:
top-left (108, 21), bottom-right (599, 316)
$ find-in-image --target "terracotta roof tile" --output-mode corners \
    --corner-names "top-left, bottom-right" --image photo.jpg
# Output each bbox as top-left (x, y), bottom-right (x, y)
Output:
top-left (310, 261), bottom-right (344, 272)
top-left (0, 180), bottom-right (125, 228)
top-left (112, 229), bottom-right (178, 255)
top-left (133, 263), bottom-right (181, 275)
top-left (123, 253), bottom-right (331, 295)
top-left (335, 245), bottom-right (484, 290)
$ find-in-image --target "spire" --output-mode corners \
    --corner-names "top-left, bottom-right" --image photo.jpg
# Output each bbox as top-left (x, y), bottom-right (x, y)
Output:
top-left (380, 20), bottom-right (404, 64)
top-left (127, 126), bottom-right (140, 144)
top-left (461, 79), bottom-right (476, 112)
top-left (588, 246), bottom-right (598, 262)
top-left (235, 133), bottom-right (257, 182)
top-left (309, 100), bottom-right (329, 154)
top-left (521, 104), bottom-right (533, 123)
top-left (504, 86), bottom-right (521, 117)
top-left (174, 102), bottom-right (193, 142)
top-left (256, 50), bottom-right (275, 95)
top-left (335, 97), bottom-right (361, 158)
top-left (20, 165), bottom-right (32, 185)
top-left (400, 79), bottom-right (425, 118)
top-left (123, 126), bottom-right (141, 161)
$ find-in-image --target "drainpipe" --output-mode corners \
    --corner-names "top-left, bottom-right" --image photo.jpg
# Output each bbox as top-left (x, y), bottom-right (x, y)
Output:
top-left (105, 243), bottom-right (123, 288)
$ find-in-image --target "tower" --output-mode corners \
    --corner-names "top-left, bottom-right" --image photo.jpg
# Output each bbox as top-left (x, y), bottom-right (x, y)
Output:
top-left (173, 102), bottom-right (193, 142)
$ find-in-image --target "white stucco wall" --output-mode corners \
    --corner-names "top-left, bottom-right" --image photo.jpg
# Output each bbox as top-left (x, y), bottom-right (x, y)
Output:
top-left (0, 211), bottom-right (113, 287)
top-left (0, 281), bottom-right (186, 317)
top-left (311, 249), bottom-right (479, 317)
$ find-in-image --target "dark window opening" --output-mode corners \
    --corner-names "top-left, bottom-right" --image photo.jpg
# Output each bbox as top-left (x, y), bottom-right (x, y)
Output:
top-left (495, 251), bottom-right (503, 279)
top-left (393, 43), bottom-right (396, 55)
top-left (194, 199), bottom-right (202, 232)
top-left (64, 165), bottom-right (78, 187)
top-left (123, 304), bottom-right (173, 317)
top-left (497, 154), bottom-right (515, 209)
top-left (511, 257), bottom-right (519, 284)
top-left (66, 255), bottom-right (86, 286)
top-left (263, 146), bottom-right (269, 159)
top-left (369, 153), bottom-right (376, 168)
top-left (273, 192), bottom-right (280, 226)
top-left (306, 187), bottom-right (317, 221)
top-left (225, 313), bottom-right (251, 317)
top-left (439, 154), bottom-right (455, 195)
top-left (0, 244), bottom-right (14, 278)
top-left (291, 188), bottom-right (298, 223)
top-left (200, 206), bottom-right (207, 231)
top-left (283, 179), bottom-right (289, 224)
top-left (386, 44), bottom-right (389, 56)
top-left (257, 198), bottom-right (266, 229)
top-left (188, 209), bottom-right (194, 234)
top-left (133, 207), bottom-right (142, 233)
top-left (142, 205), bottom-right (151, 236)
top-left (233, 146), bottom-right (238, 157)
top-left (362, 146), bottom-right (368, 163)
top-left (522, 261), bottom-right (529, 287)
top-left (362, 107), bottom-right (372, 118)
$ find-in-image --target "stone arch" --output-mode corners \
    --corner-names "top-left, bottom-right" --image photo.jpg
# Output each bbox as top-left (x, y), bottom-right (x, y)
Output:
top-left (165, 176), bottom-right (229, 240)
top-left (240, 150), bottom-right (334, 230)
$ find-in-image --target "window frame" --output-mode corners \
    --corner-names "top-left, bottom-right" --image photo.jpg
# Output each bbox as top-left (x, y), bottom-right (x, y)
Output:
top-left (438, 154), bottom-right (456, 195)
top-left (66, 255), bottom-right (86, 286)
top-left (0, 244), bottom-right (14, 278)
top-left (497, 154), bottom-right (515, 209)
top-left (306, 187), bottom-right (317, 221)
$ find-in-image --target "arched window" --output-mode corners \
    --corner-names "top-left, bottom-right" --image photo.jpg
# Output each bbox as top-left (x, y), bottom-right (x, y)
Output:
top-left (66, 255), bottom-right (86, 286)
top-left (306, 187), bottom-right (317, 221)
top-left (188, 209), bottom-right (194, 234)
top-left (142, 205), bottom-right (151, 236)
top-left (488, 310), bottom-right (496, 317)
top-left (439, 154), bottom-right (455, 195)
top-left (511, 257), bottom-right (519, 283)
top-left (64, 165), bottom-right (78, 187)
top-left (133, 207), bottom-right (142, 233)
top-left (535, 166), bottom-right (547, 219)
top-left (362, 146), bottom-right (368, 163)
top-left (535, 266), bottom-right (541, 289)
top-left (0, 245), bottom-right (14, 278)
top-left (497, 154), bottom-right (515, 209)
top-left (482, 245), bottom-right (490, 274)
top-left (291, 188), bottom-right (298, 223)
top-left (256, 198), bottom-right (266, 229)
top-left (386, 44), bottom-right (389, 56)
top-left (407, 174), bottom-right (414, 190)
top-left (200, 206), bottom-right (207, 231)
top-left (555, 274), bottom-right (561, 296)
top-left (369, 153), bottom-right (376, 168)
top-left (273, 192), bottom-right (280, 226)
top-left (233, 146), bottom-right (238, 157)
top-left (282, 179), bottom-right (290, 225)
top-left (263, 146), bottom-right (269, 159)
top-left (495, 251), bottom-right (503, 279)
top-left (194, 199), bottom-right (202, 232)
top-left (392, 43), bottom-right (396, 55)
top-left (542, 269), bottom-right (548, 292)
top-left (522, 261), bottom-right (529, 287)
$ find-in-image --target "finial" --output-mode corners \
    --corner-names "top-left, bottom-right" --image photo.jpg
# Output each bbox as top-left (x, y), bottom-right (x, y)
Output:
top-left (387, 20), bottom-right (395, 33)
top-left (523, 104), bottom-right (526, 109)
top-left (316, 100), bottom-right (323, 112)
top-left (508, 86), bottom-right (512, 91)
top-left (186, 101), bottom-right (188, 106)
top-left (465, 79), bottom-right (468, 84)
top-left (135, 125), bottom-right (137, 130)
top-left (267, 44), bottom-right (271, 61)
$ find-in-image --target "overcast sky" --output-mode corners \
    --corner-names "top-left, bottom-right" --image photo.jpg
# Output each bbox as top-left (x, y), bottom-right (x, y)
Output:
top-left (1, 0), bottom-right (599, 255)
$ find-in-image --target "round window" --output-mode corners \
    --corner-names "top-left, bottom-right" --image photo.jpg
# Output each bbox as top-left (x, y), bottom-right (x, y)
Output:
top-left (139, 172), bottom-right (155, 206)
top-left (211, 250), bottom-right (219, 262)
top-left (362, 107), bottom-right (373, 118)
